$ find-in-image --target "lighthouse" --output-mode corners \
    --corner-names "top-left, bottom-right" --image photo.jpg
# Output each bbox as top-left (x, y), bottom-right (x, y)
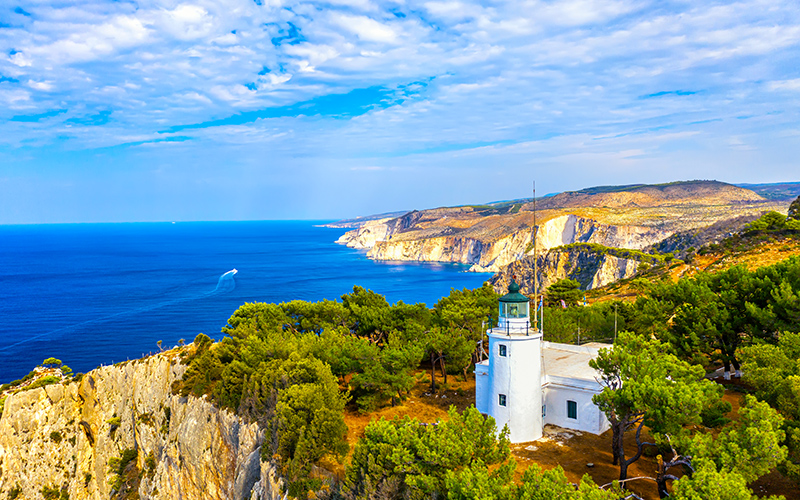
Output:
top-left (475, 279), bottom-right (543, 443)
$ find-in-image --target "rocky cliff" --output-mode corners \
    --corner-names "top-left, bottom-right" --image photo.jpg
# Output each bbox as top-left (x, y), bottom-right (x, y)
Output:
top-left (0, 353), bottom-right (286, 500)
top-left (333, 181), bottom-right (789, 275)
top-left (489, 245), bottom-right (649, 296)
top-left (339, 212), bottom-right (665, 273)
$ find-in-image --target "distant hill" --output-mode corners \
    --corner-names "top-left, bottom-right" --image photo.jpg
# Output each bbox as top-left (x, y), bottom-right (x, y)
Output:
top-left (532, 180), bottom-right (765, 210)
top-left (332, 180), bottom-right (791, 277)
top-left (734, 182), bottom-right (800, 201)
top-left (320, 210), bottom-right (409, 228)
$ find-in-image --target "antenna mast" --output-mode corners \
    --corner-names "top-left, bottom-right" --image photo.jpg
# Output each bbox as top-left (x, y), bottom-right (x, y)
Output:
top-left (533, 181), bottom-right (538, 331)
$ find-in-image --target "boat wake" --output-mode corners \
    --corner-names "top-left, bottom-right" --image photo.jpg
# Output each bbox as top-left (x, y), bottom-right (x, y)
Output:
top-left (0, 269), bottom-right (239, 353)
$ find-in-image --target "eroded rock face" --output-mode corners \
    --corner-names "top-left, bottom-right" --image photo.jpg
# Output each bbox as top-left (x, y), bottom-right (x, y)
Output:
top-left (0, 353), bottom-right (286, 500)
top-left (490, 247), bottom-right (642, 296)
top-left (338, 212), bottom-right (664, 274)
top-left (332, 181), bottom-right (788, 276)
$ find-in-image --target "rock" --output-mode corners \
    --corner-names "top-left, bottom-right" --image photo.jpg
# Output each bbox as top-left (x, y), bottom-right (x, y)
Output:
top-left (0, 353), bottom-right (285, 500)
top-left (333, 181), bottom-right (790, 280)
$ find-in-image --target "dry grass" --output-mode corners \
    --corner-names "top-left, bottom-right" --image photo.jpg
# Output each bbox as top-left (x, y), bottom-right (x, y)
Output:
top-left (701, 236), bottom-right (800, 273)
top-left (342, 372), bottom-right (477, 451)
top-left (337, 375), bottom-right (797, 500)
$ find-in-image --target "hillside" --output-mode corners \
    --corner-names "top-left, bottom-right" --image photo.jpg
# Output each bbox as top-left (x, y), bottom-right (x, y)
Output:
top-left (334, 180), bottom-right (790, 273)
top-left (581, 227), bottom-right (800, 305)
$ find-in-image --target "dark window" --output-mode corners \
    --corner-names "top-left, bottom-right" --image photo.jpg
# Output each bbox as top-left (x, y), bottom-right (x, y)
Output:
top-left (499, 344), bottom-right (507, 357)
top-left (567, 400), bottom-right (577, 419)
top-left (499, 394), bottom-right (507, 406)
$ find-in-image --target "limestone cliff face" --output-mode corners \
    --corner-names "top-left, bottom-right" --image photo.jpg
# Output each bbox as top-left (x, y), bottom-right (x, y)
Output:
top-left (489, 247), bottom-right (643, 296)
top-left (336, 218), bottom-right (393, 249)
top-left (332, 181), bottom-right (786, 278)
top-left (338, 212), bottom-right (665, 274)
top-left (0, 353), bottom-right (286, 500)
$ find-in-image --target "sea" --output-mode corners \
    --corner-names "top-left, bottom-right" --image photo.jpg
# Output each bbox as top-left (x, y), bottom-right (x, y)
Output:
top-left (0, 221), bottom-right (490, 382)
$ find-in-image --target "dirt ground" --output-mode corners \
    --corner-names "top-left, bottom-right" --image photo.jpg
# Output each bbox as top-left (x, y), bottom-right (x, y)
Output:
top-left (340, 375), bottom-right (798, 499)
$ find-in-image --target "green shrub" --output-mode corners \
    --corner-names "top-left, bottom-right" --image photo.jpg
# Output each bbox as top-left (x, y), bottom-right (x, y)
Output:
top-left (41, 485), bottom-right (60, 499)
top-left (22, 376), bottom-right (60, 391)
top-left (701, 400), bottom-right (732, 428)
top-left (7, 485), bottom-right (22, 499)
top-left (50, 431), bottom-right (63, 443)
top-left (138, 412), bottom-right (155, 426)
top-left (108, 448), bottom-right (139, 492)
top-left (145, 451), bottom-right (156, 478)
top-left (42, 357), bottom-right (63, 368)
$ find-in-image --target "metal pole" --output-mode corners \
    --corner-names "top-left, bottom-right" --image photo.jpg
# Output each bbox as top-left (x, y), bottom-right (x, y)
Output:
top-left (533, 181), bottom-right (538, 331)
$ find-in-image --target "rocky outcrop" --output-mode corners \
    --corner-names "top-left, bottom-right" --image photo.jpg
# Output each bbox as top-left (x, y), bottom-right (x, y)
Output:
top-left (489, 246), bottom-right (646, 296)
top-left (338, 212), bottom-right (665, 273)
top-left (0, 353), bottom-right (286, 500)
top-left (336, 218), bottom-right (393, 249)
top-left (333, 181), bottom-right (792, 289)
top-left (647, 215), bottom-right (759, 257)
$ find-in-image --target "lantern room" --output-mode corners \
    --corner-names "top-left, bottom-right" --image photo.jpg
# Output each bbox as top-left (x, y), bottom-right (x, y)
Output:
top-left (498, 279), bottom-right (531, 332)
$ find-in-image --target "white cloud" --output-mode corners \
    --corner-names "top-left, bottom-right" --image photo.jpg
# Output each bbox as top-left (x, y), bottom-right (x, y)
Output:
top-left (27, 80), bottom-right (55, 91)
top-left (155, 4), bottom-right (215, 41)
top-left (768, 78), bottom-right (800, 91)
top-left (0, 0), bottom-right (799, 198)
top-left (329, 13), bottom-right (399, 43)
top-left (24, 15), bottom-right (151, 64)
top-left (0, 89), bottom-right (32, 108)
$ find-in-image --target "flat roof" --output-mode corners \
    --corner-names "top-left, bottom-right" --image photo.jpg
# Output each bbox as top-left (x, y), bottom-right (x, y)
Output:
top-left (542, 341), bottom-right (611, 382)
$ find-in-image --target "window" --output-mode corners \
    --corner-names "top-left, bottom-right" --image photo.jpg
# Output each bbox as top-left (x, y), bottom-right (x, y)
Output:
top-left (567, 400), bottom-right (577, 420)
top-left (498, 394), bottom-right (507, 406)
top-left (501, 302), bottom-right (529, 319)
top-left (499, 344), bottom-right (507, 357)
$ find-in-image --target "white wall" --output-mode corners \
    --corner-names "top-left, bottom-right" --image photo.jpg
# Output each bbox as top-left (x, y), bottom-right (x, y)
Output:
top-left (475, 361), bottom-right (489, 415)
top-left (488, 330), bottom-right (543, 443)
top-left (543, 384), bottom-right (609, 435)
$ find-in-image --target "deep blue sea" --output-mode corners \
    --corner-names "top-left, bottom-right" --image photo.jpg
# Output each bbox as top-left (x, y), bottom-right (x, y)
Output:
top-left (0, 221), bottom-right (489, 382)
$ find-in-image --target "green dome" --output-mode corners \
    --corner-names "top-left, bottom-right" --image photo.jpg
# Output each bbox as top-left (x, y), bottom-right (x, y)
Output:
top-left (500, 279), bottom-right (529, 303)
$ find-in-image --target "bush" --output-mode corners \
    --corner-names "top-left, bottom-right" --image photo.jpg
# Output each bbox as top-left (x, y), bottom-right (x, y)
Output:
top-left (22, 376), bottom-right (60, 391)
top-left (7, 485), bottom-right (22, 499)
top-left (50, 431), bottom-right (63, 443)
top-left (145, 451), bottom-right (157, 478)
top-left (701, 400), bottom-right (732, 428)
top-left (108, 448), bottom-right (139, 492)
top-left (41, 357), bottom-right (63, 368)
top-left (40, 485), bottom-right (60, 500)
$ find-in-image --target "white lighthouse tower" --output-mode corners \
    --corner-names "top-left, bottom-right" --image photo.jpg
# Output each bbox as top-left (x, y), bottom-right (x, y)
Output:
top-left (475, 279), bottom-right (543, 443)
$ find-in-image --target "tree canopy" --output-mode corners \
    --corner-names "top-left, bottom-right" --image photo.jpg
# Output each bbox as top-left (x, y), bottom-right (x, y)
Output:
top-left (590, 332), bottom-right (722, 481)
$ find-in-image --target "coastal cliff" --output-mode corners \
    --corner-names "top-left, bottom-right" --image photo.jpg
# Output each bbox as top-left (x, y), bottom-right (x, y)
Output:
top-left (333, 181), bottom-right (790, 276)
top-left (0, 353), bottom-right (286, 500)
top-left (339, 213), bottom-right (665, 273)
top-left (489, 245), bottom-right (648, 296)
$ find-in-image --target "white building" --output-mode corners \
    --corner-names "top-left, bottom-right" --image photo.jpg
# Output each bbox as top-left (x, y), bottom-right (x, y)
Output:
top-left (475, 281), bottom-right (611, 443)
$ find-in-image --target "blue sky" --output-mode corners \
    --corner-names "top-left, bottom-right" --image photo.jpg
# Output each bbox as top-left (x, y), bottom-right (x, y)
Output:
top-left (1, 0), bottom-right (799, 223)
